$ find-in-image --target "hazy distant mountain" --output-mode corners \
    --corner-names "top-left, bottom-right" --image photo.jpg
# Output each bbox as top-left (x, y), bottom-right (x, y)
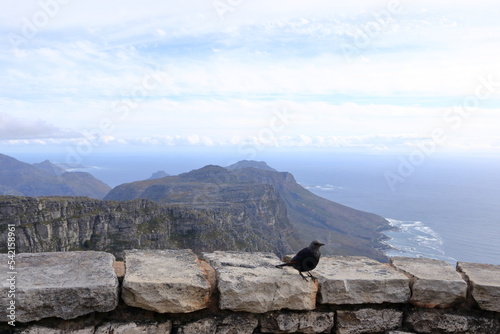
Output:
top-left (32, 160), bottom-right (67, 176)
top-left (148, 170), bottom-right (170, 180)
top-left (105, 161), bottom-right (391, 260)
top-left (0, 185), bottom-right (23, 196)
top-left (0, 153), bottom-right (111, 199)
top-left (226, 160), bottom-right (277, 172)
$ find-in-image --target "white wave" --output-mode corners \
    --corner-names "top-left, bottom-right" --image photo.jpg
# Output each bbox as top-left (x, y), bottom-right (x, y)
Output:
top-left (383, 218), bottom-right (456, 264)
top-left (304, 184), bottom-right (343, 191)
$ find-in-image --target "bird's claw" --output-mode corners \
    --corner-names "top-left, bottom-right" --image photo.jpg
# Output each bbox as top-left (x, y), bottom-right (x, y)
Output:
top-left (299, 272), bottom-right (316, 282)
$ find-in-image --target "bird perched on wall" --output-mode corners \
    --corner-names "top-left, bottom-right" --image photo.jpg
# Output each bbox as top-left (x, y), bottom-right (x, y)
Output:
top-left (275, 240), bottom-right (325, 281)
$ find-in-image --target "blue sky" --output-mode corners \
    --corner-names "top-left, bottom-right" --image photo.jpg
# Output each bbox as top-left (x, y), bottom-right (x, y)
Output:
top-left (1, 0), bottom-right (500, 155)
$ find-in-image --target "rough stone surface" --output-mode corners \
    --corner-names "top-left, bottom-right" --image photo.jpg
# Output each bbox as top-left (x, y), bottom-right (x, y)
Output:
top-left (390, 257), bottom-right (467, 308)
top-left (203, 251), bottom-right (318, 313)
top-left (457, 262), bottom-right (500, 312)
top-left (315, 256), bottom-right (410, 305)
top-left (405, 310), bottom-right (500, 334)
top-left (216, 314), bottom-right (259, 334)
top-left (336, 308), bottom-right (403, 334)
top-left (18, 326), bottom-right (95, 334)
top-left (122, 249), bottom-right (213, 313)
top-left (95, 321), bottom-right (172, 334)
top-left (177, 318), bottom-right (217, 334)
top-left (260, 311), bottom-right (334, 333)
top-left (0, 251), bottom-right (118, 323)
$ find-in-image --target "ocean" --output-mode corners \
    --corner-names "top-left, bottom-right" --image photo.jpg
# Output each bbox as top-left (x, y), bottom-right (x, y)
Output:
top-left (8, 149), bottom-right (500, 265)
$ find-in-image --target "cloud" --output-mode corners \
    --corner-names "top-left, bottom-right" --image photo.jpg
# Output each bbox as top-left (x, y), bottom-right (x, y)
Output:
top-left (1, 1), bottom-right (500, 154)
top-left (0, 112), bottom-right (78, 140)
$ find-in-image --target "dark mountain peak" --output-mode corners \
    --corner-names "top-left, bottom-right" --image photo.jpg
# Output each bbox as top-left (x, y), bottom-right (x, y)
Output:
top-left (226, 160), bottom-right (277, 172)
top-left (180, 165), bottom-right (234, 183)
top-left (148, 170), bottom-right (170, 180)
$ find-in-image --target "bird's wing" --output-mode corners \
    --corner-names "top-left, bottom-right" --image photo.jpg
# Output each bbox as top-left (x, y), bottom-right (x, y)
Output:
top-left (300, 256), bottom-right (319, 271)
top-left (290, 247), bottom-right (312, 263)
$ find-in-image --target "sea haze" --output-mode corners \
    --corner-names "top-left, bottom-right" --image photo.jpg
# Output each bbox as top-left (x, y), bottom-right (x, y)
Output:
top-left (9, 150), bottom-right (500, 265)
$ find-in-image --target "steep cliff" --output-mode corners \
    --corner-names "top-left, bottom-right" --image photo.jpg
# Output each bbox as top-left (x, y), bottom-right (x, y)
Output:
top-left (0, 191), bottom-right (296, 259)
top-left (229, 166), bottom-right (391, 260)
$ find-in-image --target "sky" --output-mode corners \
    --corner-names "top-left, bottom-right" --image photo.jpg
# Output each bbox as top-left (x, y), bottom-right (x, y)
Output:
top-left (1, 0), bottom-right (500, 160)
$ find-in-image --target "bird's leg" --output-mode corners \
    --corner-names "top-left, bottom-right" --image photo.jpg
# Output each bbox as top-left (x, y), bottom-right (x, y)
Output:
top-left (306, 271), bottom-right (316, 280)
top-left (299, 272), bottom-right (309, 281)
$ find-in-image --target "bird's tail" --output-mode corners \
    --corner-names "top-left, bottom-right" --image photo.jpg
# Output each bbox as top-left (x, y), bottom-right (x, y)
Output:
top-left (275, 263), bottom-right (293, 268)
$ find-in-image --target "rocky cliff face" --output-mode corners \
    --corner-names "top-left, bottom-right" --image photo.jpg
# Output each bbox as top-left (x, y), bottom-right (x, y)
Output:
top-left (0, 194), bottom-right (296, 259)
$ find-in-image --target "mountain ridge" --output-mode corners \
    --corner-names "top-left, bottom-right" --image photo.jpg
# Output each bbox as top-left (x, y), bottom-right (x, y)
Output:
top-left (0, 153), bottom-right (111, 199)
top-left (105, 161), bottom-right (391, 260)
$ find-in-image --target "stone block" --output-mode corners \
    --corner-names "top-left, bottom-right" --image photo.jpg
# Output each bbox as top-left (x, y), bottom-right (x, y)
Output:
top-left (177, 318), bottom-right (216, 334)
top-left (95, 321), bottom-right (172, 334)
top-left (0, 251), bottom-right (118, 323)
top-left (405, 310), bottom-right (500, 333)
top-left (315, 256), bottom-right (410, 305)
top-left (390, 257), bottom-right (467, 308)
top-left (457, 262), bottom-right (500, 312)
top-left (216, 314), bottom-right (259, 334)
top-left (203, 251), bottom-right (318, 313)
top-left (18, 326), bottom-right (95, 334)
top-left (122, 249), bottom-right (213, 313)
top-left (260, 311), bottom-right (334, 333)
top-left (336, 308), bottom-right (403, 334)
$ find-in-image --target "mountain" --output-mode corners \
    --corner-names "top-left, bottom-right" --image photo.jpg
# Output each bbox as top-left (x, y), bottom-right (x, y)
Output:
top-left (32, 160), bottom-right (67, 176)
top-left (0, 192), bottom-right (297, 259)
top-left (0, 153), bottom-right (111, 199)
top-left (148, 170), bottom-right (170, 180)
top-left (226, 160), bottom-right (277, 172)
top-left (105, 161), bottom-right (391, 260)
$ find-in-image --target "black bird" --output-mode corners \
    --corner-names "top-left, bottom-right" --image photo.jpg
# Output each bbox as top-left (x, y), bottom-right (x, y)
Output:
top-left (275, 240), bottom-right (325, 281)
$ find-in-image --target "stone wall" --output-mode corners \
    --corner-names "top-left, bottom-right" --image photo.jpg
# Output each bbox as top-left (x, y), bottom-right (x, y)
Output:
top-left (1, 250), bottom-right (499, 334)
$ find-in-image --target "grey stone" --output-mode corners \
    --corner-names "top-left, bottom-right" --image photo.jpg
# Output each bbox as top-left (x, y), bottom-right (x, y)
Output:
top-left (122, 249), bottom-right (213, 313)
top-left (315, 256), bottom-right (410, 305)
top-left (390, 257), bottom-right (467, 308)
top-left (260, 311), bottom-right (334, 333)
top-left (457, 262), bottom-right (500, 312)
top-left (203, 251), bottom-right (318, 313)
top-left (18, 326), bottom-right (95, 334)
top-left (94, 321), bottom-right (172, 334)
top-left (177, 318), bottom-right (217, 334)
top-left (0, 251), bottom-right (118, 323)
top-left (216, 314), bottom-right (259, 334)
top-left (336, 308), bottom-right (403, 334)
top-left (405, 310), bottom-right (500, 334)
